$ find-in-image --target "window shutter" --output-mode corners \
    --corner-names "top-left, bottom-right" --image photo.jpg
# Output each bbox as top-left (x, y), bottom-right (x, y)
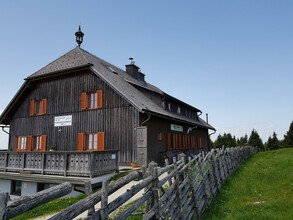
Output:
top-left (26, 136), bottom-right (33, 151)
top-left (97, 90), bottom-right (103, 109)
top-left (77, 133), bottom-right (85, 151)
top-left (41, 99), bottom-right (47, 115)
top-left (97, 132), bottom-right (105, 151)
top-left (167, 133), bottom-right (171, 150)
top-left (29, 100), bottom-right (35, 116)
top-left (80, 93), bottom-right (87, 110)
top-left (172, 134), bottom-right (176, 149)
top-left (15, 136), bottom-right (20, 152)
top-left (40, 135), bottom-right (47, 151)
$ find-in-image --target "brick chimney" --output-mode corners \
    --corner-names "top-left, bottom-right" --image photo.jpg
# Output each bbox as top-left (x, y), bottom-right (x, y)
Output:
top-left (125, 58), bottom-right (145, 82)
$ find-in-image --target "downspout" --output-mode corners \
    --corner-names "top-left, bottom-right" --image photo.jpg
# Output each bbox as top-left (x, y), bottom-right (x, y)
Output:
top-left (141, 113), bottom-right (151, 126)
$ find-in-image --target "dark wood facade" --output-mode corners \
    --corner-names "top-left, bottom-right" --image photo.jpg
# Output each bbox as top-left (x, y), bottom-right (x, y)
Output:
top-left (9, 71), bottom-right (139, 163)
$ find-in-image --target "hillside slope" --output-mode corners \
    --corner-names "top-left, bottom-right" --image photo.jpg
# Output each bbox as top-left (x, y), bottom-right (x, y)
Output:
top-left (203, 148), bottom-right (293, 220)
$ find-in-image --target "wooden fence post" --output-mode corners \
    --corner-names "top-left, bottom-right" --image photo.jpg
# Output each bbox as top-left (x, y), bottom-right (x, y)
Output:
top-left (100, 180), bottom-right (109, 220)
top-left (173, 157), bottom-right (185, 220)
top-left (0, 193), bottom-right (9, 220)
top-left (164, 158), bottom-right (172, 187)
top-left (144, 161), bottom-right (159, 219)
top-left (187, 156), bottom-right (198, 218)
top-left (84, 180), bottom-right (95, 216)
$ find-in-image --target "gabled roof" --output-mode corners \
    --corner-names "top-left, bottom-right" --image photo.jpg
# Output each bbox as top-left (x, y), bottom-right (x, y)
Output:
top-left (0, 47), bottom-right (215, 130)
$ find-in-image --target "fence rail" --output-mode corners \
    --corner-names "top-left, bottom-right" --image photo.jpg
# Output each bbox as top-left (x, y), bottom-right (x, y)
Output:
top-left (0, 182), bottom-right (72, 219)
top-left (51, 146), bottom-right (257, 219)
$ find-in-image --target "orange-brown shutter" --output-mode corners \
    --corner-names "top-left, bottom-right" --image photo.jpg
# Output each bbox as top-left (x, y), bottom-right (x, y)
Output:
top-left (97, 132), bottom-right (105, 151)
top-left (77, 133), bottom-right (85, 151)
top-left (173, 134), bottom-right (176, 149)
top-left (80, 93), bottom-right (87, 110)
top-left (41, 99), bottom-right (47, 115)
top-left (167, 133), bottom-right (171, 150)
top-left (40, 135), bottom-right (47, 151)
top-left (29, 100), bottom-right (35, 116)
top-left (97, 90), bottom-right (103, 109)
top-left (15, 136), bottom-right (20, 152)
top-left (179, 134), bottom-right (183, 149)
top-left (26, 136), bottom-right (33, 151)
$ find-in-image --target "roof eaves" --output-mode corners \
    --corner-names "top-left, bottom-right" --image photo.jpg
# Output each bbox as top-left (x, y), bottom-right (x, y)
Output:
top-left (0, 81), bottom-right (30, 125)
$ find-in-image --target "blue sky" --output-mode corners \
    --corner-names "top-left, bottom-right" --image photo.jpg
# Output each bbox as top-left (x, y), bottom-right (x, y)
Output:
top-left (0, 1), bottom-right (293, 148)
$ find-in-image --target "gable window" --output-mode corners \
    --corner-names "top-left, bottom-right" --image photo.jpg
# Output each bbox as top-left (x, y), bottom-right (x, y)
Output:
top-left (77, 132), bottom-right (105, 151)
top-left (30, 99), bottom-right (47, 116)
top-left (80, 90), bottom-right (103, 110)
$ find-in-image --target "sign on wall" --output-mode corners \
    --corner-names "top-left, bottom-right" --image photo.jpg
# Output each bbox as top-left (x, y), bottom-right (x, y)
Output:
top-left (171, 124), bottom-right (183, 132)
top-left (54, 115), bottom-right (72, 127)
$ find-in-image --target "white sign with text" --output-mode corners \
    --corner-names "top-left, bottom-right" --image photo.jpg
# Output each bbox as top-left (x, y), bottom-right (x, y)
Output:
top-left (54, 115), bottom-right (72, 127)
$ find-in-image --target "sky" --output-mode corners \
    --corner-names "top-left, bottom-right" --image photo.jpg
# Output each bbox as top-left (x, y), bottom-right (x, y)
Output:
top-left (0, 1), bottom-right (292, 149)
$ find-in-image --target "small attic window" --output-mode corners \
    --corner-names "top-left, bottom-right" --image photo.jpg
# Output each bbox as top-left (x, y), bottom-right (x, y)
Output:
top-left (177, 106), bottom-right (181, 114)
top-left (106, 65), bottom-right (117, 74)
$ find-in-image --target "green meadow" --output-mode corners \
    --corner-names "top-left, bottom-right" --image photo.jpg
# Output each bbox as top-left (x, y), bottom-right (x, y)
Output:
top-left (203, 148), bottom-right (293, 220)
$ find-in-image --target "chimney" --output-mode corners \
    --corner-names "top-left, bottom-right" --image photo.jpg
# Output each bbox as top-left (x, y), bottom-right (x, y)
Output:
top-left (125, 58), bottom-right (145, 82)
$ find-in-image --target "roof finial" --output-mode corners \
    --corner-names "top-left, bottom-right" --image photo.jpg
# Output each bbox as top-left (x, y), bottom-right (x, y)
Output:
top-left (75, 25), bottom-right (84, 47)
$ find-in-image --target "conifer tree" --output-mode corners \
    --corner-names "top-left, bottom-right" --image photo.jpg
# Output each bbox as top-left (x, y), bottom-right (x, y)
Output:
top-left (267, 132), bottom-right (279, 150)
top-left (248, 129), bottom-right (264, 149)
top-left (283, 121), bottom-right (293, 148)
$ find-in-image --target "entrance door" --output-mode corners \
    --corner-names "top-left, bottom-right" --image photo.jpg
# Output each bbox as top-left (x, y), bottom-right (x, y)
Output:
top-left (136, 126), bottom-right (147, 166)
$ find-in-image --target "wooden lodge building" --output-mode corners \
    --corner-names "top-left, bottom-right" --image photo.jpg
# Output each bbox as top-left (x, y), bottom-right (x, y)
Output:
top-left (0, 27), bottom-right (215, 196)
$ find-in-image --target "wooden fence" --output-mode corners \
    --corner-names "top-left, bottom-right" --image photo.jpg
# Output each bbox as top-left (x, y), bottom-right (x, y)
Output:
top-left (0, 182), bottom-right (72, 219)
top-left (49, 146), bottom-right (256, 220)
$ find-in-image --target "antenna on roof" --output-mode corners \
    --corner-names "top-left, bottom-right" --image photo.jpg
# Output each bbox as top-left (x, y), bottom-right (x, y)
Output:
top-left (75, 25), bottom-right (84, 47)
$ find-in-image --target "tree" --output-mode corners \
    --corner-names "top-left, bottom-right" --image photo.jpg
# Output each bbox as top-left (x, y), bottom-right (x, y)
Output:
top-left (283, 121), bottom-right (293, 148)
top-left (214, 133), bottom-right (237, 148)
top-left (248, 129), bottom-right (264, 149)
top-left (237, 134), bottom-right (248, 146)
top-left (266, 132), bottom-right (280, 150)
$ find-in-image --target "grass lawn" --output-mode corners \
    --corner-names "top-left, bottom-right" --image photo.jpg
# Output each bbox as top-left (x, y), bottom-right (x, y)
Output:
top-left (203, 148), bottom-right (293, 220)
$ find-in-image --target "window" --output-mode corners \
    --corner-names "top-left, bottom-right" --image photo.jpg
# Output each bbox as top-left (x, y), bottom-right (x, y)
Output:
top-left (16, 135), bottom-right (46, 151)
top-left (167, 133), bottom-right (198, 151)
top-left (37, 183), bottom-right (50, 192)
top-left (30, 99), bottom-right (47, 116)
top-left (168, 103), bottom-right (171, 111)
top-left (162, 101), bottom-right (166, 109)
top-left (80, 90), bottom-right (103, 110)
top-left (17, 136), bottom-right (27, 150)
top-left (11, 180), bottom-right (22, 196)
top-left (33, 135), bottom-right (47, 151)
top-left (177, 106), bottom-right (181, 114)
top-left (77, 132), bottom-right (105, 151)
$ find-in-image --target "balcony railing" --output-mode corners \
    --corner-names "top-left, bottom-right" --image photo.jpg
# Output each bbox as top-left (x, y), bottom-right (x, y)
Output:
top-left (0, 150), bottom-right (119, 178)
